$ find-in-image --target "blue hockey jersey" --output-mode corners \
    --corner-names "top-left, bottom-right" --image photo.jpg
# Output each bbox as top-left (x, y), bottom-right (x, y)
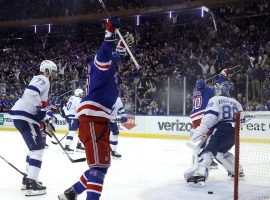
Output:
top-left (190, 86), bottom-right (215, 128)
top-left (77, 41), bottom-right (119, 119)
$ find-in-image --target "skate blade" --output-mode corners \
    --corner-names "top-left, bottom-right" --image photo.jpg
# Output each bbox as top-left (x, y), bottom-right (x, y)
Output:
top-left (63, 151), bottom-right (74, 154)
top-left (112, 156), bottom-right (122, 160)
top-left (75, 149), bottom-right (85, 153)
top-left (25, 189), bottom-right (46, 196)
top-left (187, 181), bottom-right (205, 187)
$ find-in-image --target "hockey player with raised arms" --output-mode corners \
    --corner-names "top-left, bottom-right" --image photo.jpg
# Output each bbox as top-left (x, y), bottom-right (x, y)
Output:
top-left (109, 96), bottom-right (128, 159)
top-left (58, 17), bottom-right (134, 200)
top-left (9, 60), bottom-right (57, 196)
top-left (184, 80), bottom-right (243, 185)
top-left (189, 69), bottom-right (230, 169)
top-left (63, 88), bottom-right (85, 152)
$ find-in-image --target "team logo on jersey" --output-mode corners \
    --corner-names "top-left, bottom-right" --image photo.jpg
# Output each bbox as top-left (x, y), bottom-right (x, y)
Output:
top-left (122, 116), bottom-right (136, 130)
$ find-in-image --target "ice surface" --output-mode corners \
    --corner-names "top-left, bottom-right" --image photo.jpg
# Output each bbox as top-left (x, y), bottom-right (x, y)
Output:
top-left (0, 131), bottom-right (237, 200)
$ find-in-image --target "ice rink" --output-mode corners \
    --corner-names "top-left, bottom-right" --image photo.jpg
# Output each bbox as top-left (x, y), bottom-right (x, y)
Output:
top-left (0, 131), bottom-right (236, 200)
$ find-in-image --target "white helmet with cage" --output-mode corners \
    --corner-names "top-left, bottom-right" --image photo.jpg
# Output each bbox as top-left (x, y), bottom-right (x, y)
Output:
top-left (74, 88), bottom-right (84, 97)
top-left (40, 60), bottom-right (57, 75)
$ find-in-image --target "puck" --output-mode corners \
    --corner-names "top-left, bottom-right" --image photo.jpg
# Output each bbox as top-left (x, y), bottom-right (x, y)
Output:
top-left (208, 191), bottom-right (213, 194)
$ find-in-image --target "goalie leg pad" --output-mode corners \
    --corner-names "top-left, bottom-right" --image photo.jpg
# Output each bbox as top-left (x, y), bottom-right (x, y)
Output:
top-left (215, 152), bottom-right (234, 175)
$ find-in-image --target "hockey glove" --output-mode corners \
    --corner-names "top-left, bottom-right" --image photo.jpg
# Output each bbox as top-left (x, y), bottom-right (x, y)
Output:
top-left (116, 32), bottom-right (135, 56)
top-left (120, 115), bottom-right (128, 123)
top-left (44, 119), bottom-right (55, 135)
top-left (105, 16), bottom-right (121, 42)
top-left (189, 128), bottom-right (208, 143)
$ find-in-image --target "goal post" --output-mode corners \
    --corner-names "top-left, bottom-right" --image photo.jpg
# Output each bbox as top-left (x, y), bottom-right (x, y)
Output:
top-left (234, 111), bottom-right (270, 200)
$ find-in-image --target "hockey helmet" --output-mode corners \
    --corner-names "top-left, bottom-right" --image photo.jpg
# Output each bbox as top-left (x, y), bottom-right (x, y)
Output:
top-left (74, 88), bottom-right (84, 97)
top-left (195, 79), bottom-right (206, 90)
top-left (40, 60), bottom-right (57, 75)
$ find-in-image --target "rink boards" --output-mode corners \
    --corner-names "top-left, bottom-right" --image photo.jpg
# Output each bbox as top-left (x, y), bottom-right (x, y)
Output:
top-left (0, 113), bottom-right (270, 143)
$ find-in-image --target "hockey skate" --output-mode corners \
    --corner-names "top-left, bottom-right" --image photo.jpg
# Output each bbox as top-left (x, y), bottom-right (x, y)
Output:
top-left (210, 160), bottom-right (218, 169)
top-left (64, 145), bottom-right (74, 154)
top-left (228, 169), bottom-right (245, 180)
top-left (75, 143), bottom-right (85, 152)
top-left (58, 187), bottom-right (77, 200)
top-left (21, 176), bottom-right (42, 190)
top-left (111, 151), bottom-right (122, 159)
top-left (25, 178), bottom-right (46, 196)
top-left (187, 175), bottom-right (206, 186)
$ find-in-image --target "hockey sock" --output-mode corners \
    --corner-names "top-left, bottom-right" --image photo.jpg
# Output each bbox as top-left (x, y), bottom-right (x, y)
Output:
top-left (72, 170), bottom-right (88, 194)
top-left (86, 167), bottom-right (108, 200)
top-left (66, 131), bottom-right (76, 146)
top-left (110, 134), bottom-right (118, 152)
top-left (25, 155), bottom-right (30, 175)
top-left (27, 149), bottom-right (44, 180)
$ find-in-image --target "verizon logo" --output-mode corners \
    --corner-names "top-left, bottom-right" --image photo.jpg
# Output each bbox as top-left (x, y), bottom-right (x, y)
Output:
top-left (158, 120), bottom-right (192, 131)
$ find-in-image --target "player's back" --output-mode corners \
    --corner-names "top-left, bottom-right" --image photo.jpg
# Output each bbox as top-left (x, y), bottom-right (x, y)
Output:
top-left (65, 95), bottom-right (81, 117)
top-left (190, 87), bottom-right (214, 127)
top-left (206, 95), bottom-right (243, 125)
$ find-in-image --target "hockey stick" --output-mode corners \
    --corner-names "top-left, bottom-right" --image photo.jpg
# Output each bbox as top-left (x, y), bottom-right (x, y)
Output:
top-left (51, 132), bottom-right (68, 145)
top-left (98, 0), bottom-right (140, 70)
top-left (186, 139), bottom-right (206, 169)
top-left (44, 122), bottom-right (86, 163)
top-left (0, 155), bottom-right (26, 176)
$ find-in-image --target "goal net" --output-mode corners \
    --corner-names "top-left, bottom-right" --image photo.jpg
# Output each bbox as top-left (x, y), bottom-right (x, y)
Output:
top-left (234, 111), bottom-right (270, 200)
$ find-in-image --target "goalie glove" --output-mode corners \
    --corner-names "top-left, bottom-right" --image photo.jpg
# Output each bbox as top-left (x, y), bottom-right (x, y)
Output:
top-left (116, 32), bottom-right (135, 56)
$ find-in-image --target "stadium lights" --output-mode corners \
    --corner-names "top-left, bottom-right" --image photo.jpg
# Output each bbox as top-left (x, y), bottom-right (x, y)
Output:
top-left (201, 7), bottom-right (204, 17)
top-left (48, 24), bottom-right (51, 33)
top-left (136, 15), bottom-right (140, 26)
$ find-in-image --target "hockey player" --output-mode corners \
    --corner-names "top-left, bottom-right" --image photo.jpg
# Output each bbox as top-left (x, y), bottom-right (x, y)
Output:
top-left (109, 97), bottom-right (128, 159)
top-left (9, 60), bottom-right (57, 196)
top-left (58, 17), bottom-right (134, 200)
top-left (63, 88), bottom-right (85, 152)
top-left (184, 80), bottom-right (243, 185)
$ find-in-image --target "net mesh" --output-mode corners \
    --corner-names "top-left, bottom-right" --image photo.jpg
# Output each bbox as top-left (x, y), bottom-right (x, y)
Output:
top-left (236, 112), bottom-right (270, 200)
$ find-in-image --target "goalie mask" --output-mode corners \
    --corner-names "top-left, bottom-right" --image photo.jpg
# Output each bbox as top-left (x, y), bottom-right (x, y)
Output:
top-left (215, 81), bottom-right (230, 96)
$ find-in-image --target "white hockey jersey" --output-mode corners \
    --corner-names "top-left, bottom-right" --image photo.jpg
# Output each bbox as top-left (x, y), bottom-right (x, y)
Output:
top-left (10, 75), bottom-right (50, 125)
top-left (64, 95), bottom-right (81, 118)
top-left (195, 96), bottom-right (243, 135)
top-left (110, 97), bottom-right (126, 120)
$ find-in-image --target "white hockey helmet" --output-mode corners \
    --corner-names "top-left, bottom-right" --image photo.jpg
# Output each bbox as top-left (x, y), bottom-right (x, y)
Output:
top-left (74, 88), bottom-right (84, 97)
top-left (40, 60), bottom-right (57, 75)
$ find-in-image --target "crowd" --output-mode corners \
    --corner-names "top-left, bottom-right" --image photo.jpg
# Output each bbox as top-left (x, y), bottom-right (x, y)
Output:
top-left (0, 0), bottom-right (189, 21)
top-left (1, 1), bottom-right (270, 114)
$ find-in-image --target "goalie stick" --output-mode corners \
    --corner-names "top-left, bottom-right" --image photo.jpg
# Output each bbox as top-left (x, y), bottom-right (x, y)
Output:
top-left (0, 155), bottom-right (26, 176)
top-left (44, 122), bottom-right (86, 163)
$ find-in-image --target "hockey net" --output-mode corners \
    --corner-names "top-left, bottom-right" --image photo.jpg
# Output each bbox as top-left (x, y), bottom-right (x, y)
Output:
top-left (235, 111), bottom-right (270, 200)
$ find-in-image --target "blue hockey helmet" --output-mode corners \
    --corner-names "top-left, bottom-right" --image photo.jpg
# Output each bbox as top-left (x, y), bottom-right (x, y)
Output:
top-left (215, 81), bottom-right (230, 96)
top-left (195, 79), bottom-right (206, 90)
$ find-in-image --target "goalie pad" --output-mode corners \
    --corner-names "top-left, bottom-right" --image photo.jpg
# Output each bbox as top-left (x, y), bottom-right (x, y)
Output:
top-left (215, 152), bottom-right (234, 175)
